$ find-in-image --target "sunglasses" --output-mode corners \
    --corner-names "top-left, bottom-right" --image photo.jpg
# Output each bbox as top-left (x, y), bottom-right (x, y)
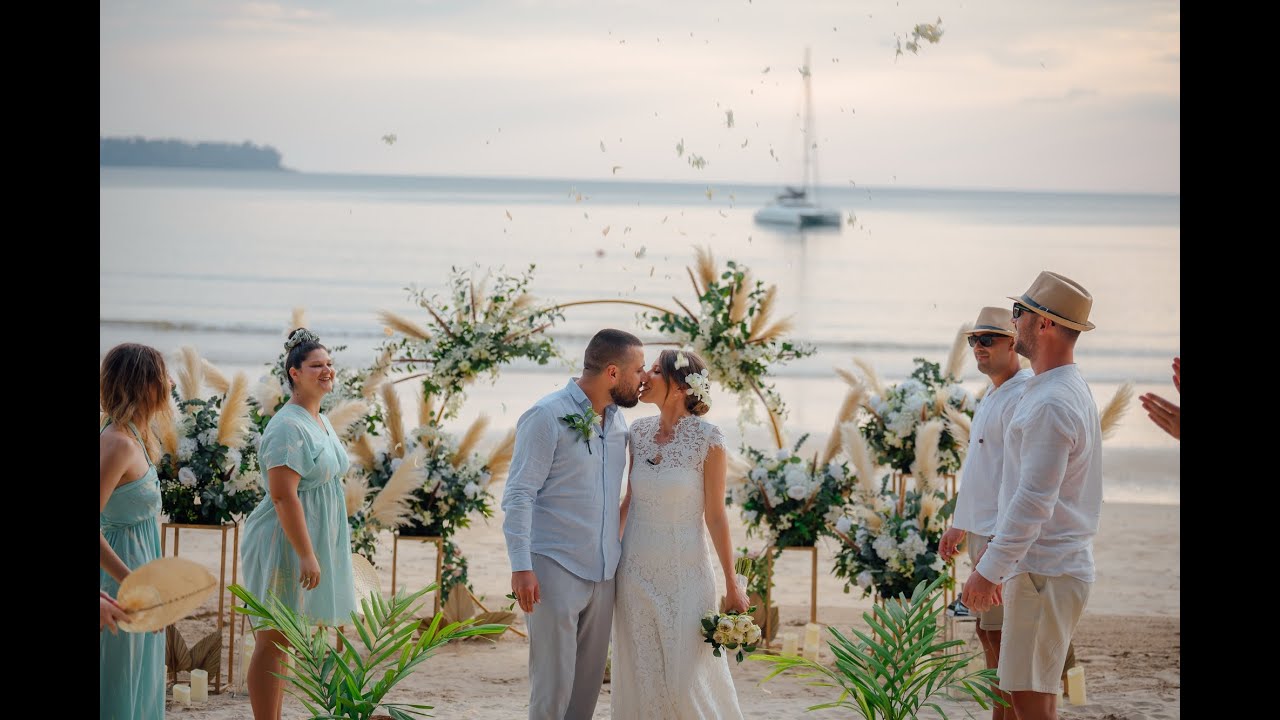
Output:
top-left (967, 334), bottom-right (1005, 348)
top-left (1011, 303), bottom-right (1032, 320)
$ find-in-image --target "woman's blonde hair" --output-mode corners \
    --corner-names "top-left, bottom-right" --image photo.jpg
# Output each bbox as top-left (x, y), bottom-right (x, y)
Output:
top-left (100, 343), bottom-right (172, 454)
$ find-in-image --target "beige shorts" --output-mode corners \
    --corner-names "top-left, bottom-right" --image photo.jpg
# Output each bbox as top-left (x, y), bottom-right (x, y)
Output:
top-left (997, 572), bottom-right (1090, 694)
top-left (965, 533), bottom-right (1004, 631)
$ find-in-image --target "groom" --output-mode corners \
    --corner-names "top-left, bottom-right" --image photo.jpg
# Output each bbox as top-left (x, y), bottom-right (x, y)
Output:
top-left (502, 328), bottom-right (646, 720)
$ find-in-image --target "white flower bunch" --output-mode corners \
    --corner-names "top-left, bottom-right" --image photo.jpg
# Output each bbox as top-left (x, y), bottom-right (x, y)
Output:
top-left (701, 608), bottom-right (761, 662)
top-left (684, 369), bottom-right (712, 409)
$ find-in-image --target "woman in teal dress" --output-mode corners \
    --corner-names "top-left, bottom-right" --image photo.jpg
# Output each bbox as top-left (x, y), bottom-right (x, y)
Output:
top-left (242, 328), bottom-right (356, 720)
top-left (100, 343), bottom-right (171, 719)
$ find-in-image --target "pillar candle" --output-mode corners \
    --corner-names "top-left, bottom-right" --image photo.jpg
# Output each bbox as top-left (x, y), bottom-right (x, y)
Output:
top-left (803, 623), bottom-right (822, 660)
top-left (172, 684), bottom-right (191, 705)
top-left (779, 632), bottom-right (799, 656)
top-left (190, 669), bottom-right (209, 703)
top-left (1066, 666), bottom-right (1087, 705)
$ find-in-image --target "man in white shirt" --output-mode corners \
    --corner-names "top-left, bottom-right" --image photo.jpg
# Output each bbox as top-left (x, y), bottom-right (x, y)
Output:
top-left (962, 271), bottom-right (1103, 720)
top-left (939, 306), bottom-right (1030, 720)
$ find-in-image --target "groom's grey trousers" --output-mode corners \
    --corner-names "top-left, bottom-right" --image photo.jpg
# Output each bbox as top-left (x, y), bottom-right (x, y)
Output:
top-left (527, 553), bottom-right (615, 720)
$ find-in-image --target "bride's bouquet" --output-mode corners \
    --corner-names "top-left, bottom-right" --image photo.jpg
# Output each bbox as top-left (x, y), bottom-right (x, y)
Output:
top-left (700, 608), bottom-right (762, 663)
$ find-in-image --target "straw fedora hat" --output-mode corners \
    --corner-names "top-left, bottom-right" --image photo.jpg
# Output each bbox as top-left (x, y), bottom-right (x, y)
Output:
top-left (965, 306), bottom-right (1015, 337)
top-left (351, 552), bottom-right (383, 613)
top-left (115, 557), bottom-right (218, 633)
top-left (1008, 271), bottom-right (1096, 331)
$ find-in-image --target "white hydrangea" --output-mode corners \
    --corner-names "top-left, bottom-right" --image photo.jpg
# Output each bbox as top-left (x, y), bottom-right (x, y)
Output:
top-left (178, 438), bottom-right (197, 462)
top-left (826, 461), bottom-right (844, 480)
top-left (835, 516), bottom-right (853, 534)
top-left (873, 533), bottom-right (899, 561)
top-left (463, 481), bottom-right (481, 499)
top-left (856, 570), bottom-right (874, 589)
top-left (743, 509), bottom-right (759, 524)
top-left (823, 506), bottom-right (845, 526)
top-left (900, 531), bottom-right (928, 559)
top-left (775, 448), bottom-right (791, 461)
top-left (178, 466), bottom-right (198, 488)
top-left (198, 428), bottom-right (219, 447)
top-left (749, 466), bottom-right (768, 482)
top-left (222, 447), bottom-right (243, 473)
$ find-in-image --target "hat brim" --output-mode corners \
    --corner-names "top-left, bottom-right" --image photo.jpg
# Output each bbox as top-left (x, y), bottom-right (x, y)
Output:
top-left (964, 325), bottom-right (1016, 337)
top-left (351, 552), bottom-right (383, 613)
top-left (1007, 296), bottom-right (1096, 332)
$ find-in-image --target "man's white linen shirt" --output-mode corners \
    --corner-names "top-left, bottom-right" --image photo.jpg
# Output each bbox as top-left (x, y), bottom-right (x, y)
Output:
top-left (976, 364), bottom-right (1103, 584)
top-left (951, 368), bottom-right (1033, 537)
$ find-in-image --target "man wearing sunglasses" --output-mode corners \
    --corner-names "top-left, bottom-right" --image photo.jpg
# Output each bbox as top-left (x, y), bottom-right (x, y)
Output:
top-left (938, 306), bottom-right (1030, 720)
top-left (962, 271), bottom-right (1103, 720)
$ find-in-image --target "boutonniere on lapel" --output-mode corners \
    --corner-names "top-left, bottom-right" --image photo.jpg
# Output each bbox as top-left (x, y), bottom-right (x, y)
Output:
top-left (560, 407), bottom-right (603, 453)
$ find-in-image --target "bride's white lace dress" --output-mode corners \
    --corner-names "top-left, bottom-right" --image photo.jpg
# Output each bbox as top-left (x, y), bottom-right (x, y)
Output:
top-left (611, 415), bottom-right (745, 720)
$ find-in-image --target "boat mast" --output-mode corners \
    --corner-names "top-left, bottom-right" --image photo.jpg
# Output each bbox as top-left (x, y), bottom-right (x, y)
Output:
top-left (802, 46), bottom-right (820, 203)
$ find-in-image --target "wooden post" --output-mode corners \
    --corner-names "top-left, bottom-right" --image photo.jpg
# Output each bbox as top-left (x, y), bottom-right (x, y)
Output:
top-left (160, 522), bottom-right (240, 694)
top-left (390, 534), bottom-right (445, 615)
top-left (761, 545), bottom-right (821, 648)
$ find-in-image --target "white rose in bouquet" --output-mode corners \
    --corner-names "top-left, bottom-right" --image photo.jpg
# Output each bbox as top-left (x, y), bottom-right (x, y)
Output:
top-left (712, 630), bottom-right (727, 645)
top-left (734, 616), bottom-right (753, 634)
top-left (717, 617), bottom-right (735, 634)
top-left (745, 626), bottom-right (761, 646)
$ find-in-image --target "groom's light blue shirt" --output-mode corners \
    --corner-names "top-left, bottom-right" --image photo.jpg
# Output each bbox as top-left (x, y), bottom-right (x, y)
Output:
top-left (502, 379), bottom-right (628, 582)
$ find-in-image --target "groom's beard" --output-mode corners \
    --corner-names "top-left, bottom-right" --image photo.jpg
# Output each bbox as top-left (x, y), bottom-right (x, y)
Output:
top-left (610, 381), bottom-right (641, 408)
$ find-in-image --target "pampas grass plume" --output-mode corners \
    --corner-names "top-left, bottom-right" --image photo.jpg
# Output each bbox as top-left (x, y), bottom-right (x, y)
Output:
top-left (452, 415), bottom-right (490, 468)
top-left (943, 405), bottom-right (971, 449)
top-left (377, 310), bottom-right (432, 342)
top-left (381, 383), bottom-right (406, 458)
top-left (201, 360), bottom-right (230, 395)
top-left (369, 449), bottom-right (423, 529)
top-left (216, 373), bottom-right (251, 450)
top-left (326, 399), bottom-right (369, 440)
top-left (484, 430), bottom-right (516, 485)
top-left (944, 323), bottom-right (972, 381)
top-left (254, 374), bottom-right (284, 418)
top-left (344, 471), bottom-right (369, 518)
top-left (912, 419), bottom-right (945, 494)
top-left (1100, 381), bottom-right (1135, 441)
top-left (176, 347), bottom-right (204, 402)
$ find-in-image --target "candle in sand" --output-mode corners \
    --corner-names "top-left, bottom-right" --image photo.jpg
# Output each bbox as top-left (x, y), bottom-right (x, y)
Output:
top-left (1066, 666), bottom-right (1087, 705)
top-left (779, 632), bottom-right (798, 656)
top-left (172, 684), bottom-right (191, 705)
top-left (803, 623), bottom-right (822, 660)
top-left (190, 669), bottom-right (209, 703)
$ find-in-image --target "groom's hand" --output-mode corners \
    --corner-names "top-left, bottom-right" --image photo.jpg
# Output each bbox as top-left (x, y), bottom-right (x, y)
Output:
top-left (511, 570), bottom-right (541, 614)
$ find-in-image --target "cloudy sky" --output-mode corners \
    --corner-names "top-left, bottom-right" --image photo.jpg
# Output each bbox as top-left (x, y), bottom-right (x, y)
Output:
top-left (100, 0), bottom-right (1179, 194)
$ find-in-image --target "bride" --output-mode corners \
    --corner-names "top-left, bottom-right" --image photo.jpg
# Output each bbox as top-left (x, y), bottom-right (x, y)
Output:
top-left (612, 349), bottom-right (748, 719)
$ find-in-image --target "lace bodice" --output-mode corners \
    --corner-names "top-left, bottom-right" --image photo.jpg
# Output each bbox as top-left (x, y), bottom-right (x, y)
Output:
top-left (627, 415), bottom-right (726, 526)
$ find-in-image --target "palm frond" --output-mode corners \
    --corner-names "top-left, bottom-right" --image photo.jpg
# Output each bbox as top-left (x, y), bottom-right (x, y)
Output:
top-left (694, 245), bottom-right (717, 291)
top-left (326, 399), bottom-right (370, 440)
top-left (451, 415), bottom-right (490, 468)
top-left (747, 288), bottom-right (778, 345)
top-left (369, 449), bottom-right (424, 529)
top-left (176, 347), bottom-right (204, 401)
top-left (911, 419), bottom-right (945, 494)
top-left (377, 310), bottom-right (432, 342)
top-left (1100, 381), bottom-right (1135, 441)
top-left (381, 383), bottom-right (406, 458)
top-left (944, 323), bottom-right (973, 381)
top-left (216, 373), bottom-right (251, 450)
top-left (942, 405), bottom-right (972, 449)
top-left (483, 430), bottom-right (516, 485)
top-left (201, 360), bottom-right (231, 395)
top-left (344, 470), bottom-right (369, 518)
top-left (853, 357), bottom-right (885, 397)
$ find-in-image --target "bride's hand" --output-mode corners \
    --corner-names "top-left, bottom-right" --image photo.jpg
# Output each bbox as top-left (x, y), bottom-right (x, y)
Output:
top-left (725, 583), bottom-right (750, 614)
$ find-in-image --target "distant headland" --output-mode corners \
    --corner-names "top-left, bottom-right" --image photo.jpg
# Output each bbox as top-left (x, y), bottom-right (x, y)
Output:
top-left (100, 137), bottom-right (287, 171)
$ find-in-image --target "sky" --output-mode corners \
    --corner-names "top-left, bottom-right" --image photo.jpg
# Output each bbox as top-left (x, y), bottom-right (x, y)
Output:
top-left (99, 0), bottom-right (1180, 194)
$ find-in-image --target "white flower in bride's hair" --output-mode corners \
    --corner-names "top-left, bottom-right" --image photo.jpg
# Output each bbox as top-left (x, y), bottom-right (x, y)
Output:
top-left (674, 351), bottom-right (690, 369)
top-left (178, 467), bottom-right (198, 487)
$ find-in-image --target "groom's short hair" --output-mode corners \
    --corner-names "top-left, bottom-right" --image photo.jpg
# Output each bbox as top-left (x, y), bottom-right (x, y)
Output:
top-left (583, 329), bottom-right (643, 375)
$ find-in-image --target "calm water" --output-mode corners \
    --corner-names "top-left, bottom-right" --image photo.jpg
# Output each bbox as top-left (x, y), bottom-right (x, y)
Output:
top-left (100, 167), bottom-right (1180, 502)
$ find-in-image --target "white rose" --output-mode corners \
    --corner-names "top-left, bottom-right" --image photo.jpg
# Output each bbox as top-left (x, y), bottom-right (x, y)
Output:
top-left (744, 626), bottom-right (761, 646)
top-left (785, 483), bottom-right (809, 500)
top-left (749, 467), bottom-right (768, 482)
top-left (873, 533), bottom-right (899, 561)
top-left (826, 461), bottom-right (843, 479)
top-left (835, 516), bottom-right (853, 534)
top-left (734, 616), bottom-right (753, 633)
top-left (743, 509), bottom-right (759, 524)
top-left (856, 570), bottom-right (873, 589)
top-left (717, 617), bottom-right (735, 634)
top-left (463, 481), bottom-right (480, 498)
top-left (783, 465), bottom-right (808, 487)
top-left (775, 449), bottom-right (791, 460)
top-left (712, 630), bottom-right (727, 645)
top-left (178, 467), bottom-right (198, 487)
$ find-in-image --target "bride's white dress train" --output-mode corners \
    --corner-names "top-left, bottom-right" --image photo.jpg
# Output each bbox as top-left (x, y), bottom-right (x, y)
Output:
top-left (611, 415), bottom-right (745, 720)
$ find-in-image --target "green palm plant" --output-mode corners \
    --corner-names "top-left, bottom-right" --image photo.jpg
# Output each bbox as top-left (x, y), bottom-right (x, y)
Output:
top-left (750, 574), bottom-right (1006, 719)
top-left (229, 583), bottom-right (507, 719)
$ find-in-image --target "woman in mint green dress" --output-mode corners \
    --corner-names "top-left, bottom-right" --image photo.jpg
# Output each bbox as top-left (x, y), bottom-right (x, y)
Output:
top-left (100, 343), bottom-right (170, 720)
top-left (242, 328), bottom-right (356, 720)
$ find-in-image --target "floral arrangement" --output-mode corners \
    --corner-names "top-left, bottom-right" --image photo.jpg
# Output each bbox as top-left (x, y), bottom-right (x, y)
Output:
top-left (350, 384), bottom-right (515, 600)
top-left (830, 484), bottom-right (954, 600)
top-left (375, 265), bottom-right (564, 420)
top-left (156, 348), bottom-right (265, 525)
top-left (641, 248), bottom-right (814, 444)
top-left (701, 608), bottom-right (762, 663)
top-left (730, 435), bottom-right (858, 549)
top-left (859, 357), bottom-right (975, 475)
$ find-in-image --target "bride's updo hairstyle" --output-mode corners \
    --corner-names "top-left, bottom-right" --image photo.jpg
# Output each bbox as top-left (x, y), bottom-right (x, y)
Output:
top-left (656, 349), bottom-right (711, 416)
top-left (283, 327), bottom-right (327, 390)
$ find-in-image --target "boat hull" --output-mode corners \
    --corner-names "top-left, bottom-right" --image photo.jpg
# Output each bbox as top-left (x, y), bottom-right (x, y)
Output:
top-left (753, 204), bottom-right (842, 227)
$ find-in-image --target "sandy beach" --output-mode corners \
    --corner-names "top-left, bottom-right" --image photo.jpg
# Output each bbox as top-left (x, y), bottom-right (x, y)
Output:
top-left (156, 497), bottom-right (1178, 720)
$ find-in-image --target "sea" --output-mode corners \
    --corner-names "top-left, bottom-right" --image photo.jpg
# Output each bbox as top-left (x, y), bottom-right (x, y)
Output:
top-left (100, 167), bottom-right (1180, 504)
